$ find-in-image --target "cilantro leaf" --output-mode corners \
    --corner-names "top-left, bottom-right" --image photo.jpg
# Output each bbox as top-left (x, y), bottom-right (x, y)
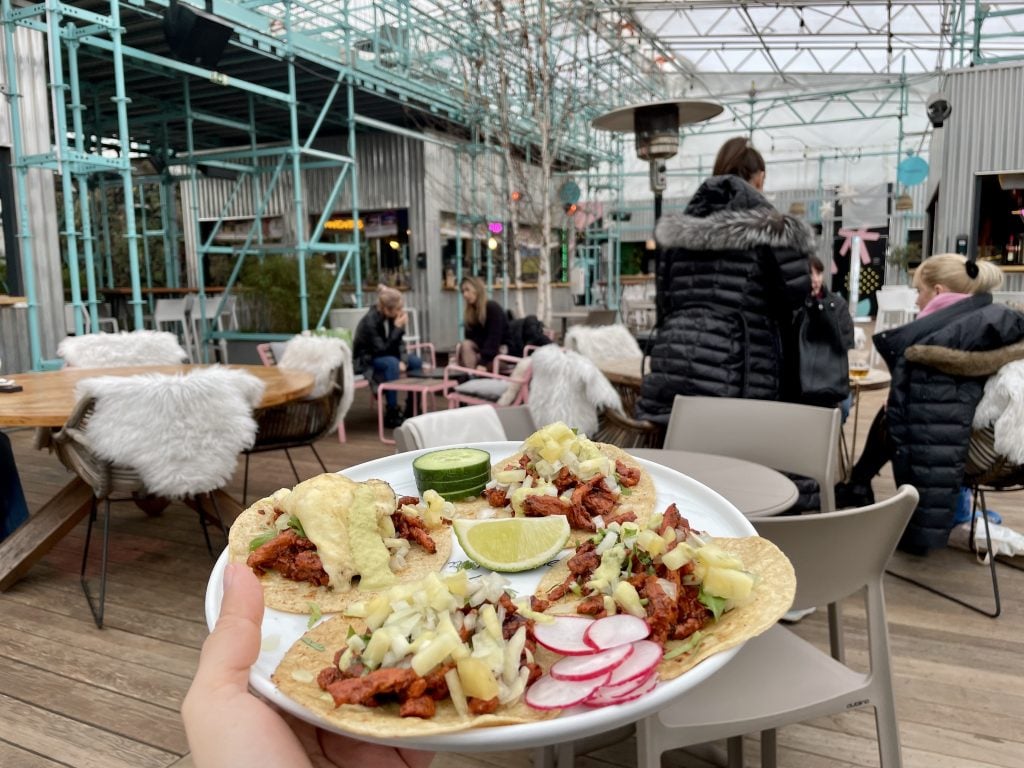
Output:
top-left (248, 530), bottom-right (277, 551)
top-left (301, 637), bottom-right (326, 652)
top-left (287, 515), bottom-right (307, 539)
top-left (698, 587), bottom-right (728, 621)
top-left (306, 602), bottom-right (322, 629)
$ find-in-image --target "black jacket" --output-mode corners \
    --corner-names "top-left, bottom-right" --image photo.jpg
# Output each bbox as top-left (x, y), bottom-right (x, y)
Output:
top-left (352, 306), bottom-right (406, 375)
top-left (465, 300), bottom-right (510, 368)
top-left (636, 175), bottom-right (813, 423)
top-left (874, 294), bottom-right (1024, 551)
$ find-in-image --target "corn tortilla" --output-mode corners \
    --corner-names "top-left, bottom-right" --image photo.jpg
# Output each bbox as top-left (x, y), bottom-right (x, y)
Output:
top-left (228, 477), bottom-right (452, 614)
top-left (536, 536), bottom-right (795, 681)
top-left (272, 615), bottom-right (561, 737)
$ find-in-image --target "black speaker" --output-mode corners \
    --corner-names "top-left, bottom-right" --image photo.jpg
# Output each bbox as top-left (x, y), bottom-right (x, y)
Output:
top-left (164, 0), bottom-right (233, 69)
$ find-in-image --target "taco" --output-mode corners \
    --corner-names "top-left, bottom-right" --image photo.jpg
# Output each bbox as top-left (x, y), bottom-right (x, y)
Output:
top-left (228, 473), bottom-right (452, 613)
top-left (473, 422), bottom-right (657, 538)
top-left (273, 570), bottom-right (561, 736)
top-left (532, 502), bottom-right (795, 681)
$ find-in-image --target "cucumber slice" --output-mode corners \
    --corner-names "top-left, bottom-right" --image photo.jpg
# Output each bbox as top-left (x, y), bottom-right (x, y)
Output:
top-left (430, 480), bottom-right (490, 501)
top-left (415, 471), bottom-right (492, 493)
top-left (412, 448), bottom-right (492, 501)
top-left (412, 448), bottom-right (491, 481)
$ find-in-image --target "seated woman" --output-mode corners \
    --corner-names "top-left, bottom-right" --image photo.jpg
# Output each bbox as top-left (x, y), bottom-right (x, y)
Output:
top-left (352, 286), bottom-right (422, 428)
top-left (457, 276), bottom-right (509, 371)
top-left (838, 253), bottom-right (1024, 554)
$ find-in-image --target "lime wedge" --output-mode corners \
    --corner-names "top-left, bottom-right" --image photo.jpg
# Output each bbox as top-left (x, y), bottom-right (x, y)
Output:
top-left (453, 517), bottom-right (571, 573)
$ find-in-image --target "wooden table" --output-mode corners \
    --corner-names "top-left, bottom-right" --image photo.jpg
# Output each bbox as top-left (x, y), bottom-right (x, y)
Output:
top-left (632, 448), bottom-right (799, 518)
top-left (0, 364), bottom-right (313, 590)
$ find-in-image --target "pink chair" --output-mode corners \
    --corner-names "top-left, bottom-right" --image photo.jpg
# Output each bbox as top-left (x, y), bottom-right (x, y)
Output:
top-left (444, 355), bottom-right (532, 409)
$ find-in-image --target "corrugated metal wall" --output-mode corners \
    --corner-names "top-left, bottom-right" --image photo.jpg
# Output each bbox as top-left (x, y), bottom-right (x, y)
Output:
top-left (0, 27), bottom-right (63, 369)
top-left (933, 63), bottom-right (1024, 253)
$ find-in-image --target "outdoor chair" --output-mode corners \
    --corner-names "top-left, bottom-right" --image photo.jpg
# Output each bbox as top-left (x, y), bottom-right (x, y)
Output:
top-left (634, 485), bottom-right (917, 768)
top-left (243, 334), bottom-right (353, 502)
top-left (152, 296), bottom-right (195, 361)
top-left (190, 294), bottom-right (238, 363)
top-left (444, 351), bottom-right (533, 409)
top-left (393, 404), bottom-right (536, 452)
top-left (40, 367), bottom-right (264, 627)
top-left (665, 395), bottom-right (841, 516)
top-left (64, 302), bottom-right (119, 335)
top-left (57, 330), bottom-right (189, 368)
top-left (887, 425), bottom-right (1024, 618)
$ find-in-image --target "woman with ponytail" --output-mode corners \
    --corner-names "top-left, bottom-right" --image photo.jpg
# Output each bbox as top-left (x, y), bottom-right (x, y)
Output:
top-left (838, 253), bottom-right (1024, 553)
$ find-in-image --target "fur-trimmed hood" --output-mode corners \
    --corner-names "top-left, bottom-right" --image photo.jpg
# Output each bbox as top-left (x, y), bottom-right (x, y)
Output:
top-left (656, 175), bottom-right (814, 254)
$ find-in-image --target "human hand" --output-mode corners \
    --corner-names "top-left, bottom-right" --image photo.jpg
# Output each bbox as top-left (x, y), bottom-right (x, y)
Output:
top-left (395, 311), bottom-right (408, 329)
top-left (183, 563), bottom-right (433, 768)
top-left (475, 365), bottom-right (487, 372)
top-left (399, 360), bottom-right (408, 373)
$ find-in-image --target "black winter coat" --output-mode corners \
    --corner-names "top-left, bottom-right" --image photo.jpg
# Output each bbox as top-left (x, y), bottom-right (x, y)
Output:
top-left (636, 175), bottom-right (813, 423)
top-left (874, 293), bottom-right (1024, 551)
top-left (352, 306), bottom-right (406, 375)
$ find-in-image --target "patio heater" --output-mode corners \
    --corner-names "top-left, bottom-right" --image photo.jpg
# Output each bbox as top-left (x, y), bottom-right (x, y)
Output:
top-left (593, 100), bottom-right (722, 325)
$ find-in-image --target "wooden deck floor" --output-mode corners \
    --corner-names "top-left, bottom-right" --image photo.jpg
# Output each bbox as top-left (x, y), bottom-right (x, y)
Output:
top-left (3, 388), bottom-right (1023, 768)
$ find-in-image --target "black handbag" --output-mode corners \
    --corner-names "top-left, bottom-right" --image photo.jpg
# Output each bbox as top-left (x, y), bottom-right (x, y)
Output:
top-left (796, 295), bottom-right (851, 402)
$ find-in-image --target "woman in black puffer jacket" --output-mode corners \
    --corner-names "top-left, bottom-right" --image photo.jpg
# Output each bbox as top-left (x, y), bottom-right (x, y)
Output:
top-left (841, 254), bottom-right (1024, 553)
top-left (636, 138), bottom-right (812, 423)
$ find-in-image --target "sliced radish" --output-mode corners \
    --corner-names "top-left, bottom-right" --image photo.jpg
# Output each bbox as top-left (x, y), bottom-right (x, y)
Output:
top-left (549, 644), bottom-right (633, 682)
top-left (533, 615), bottom-right (597, 656)
top-left (524, 672), bottom-right (610, 710)
top-left (583, 613), bottom-right (650, 650)
top-left (606, 640), bottom-right (662, 686)
top-left (584, 670), bottom-right (658, 707)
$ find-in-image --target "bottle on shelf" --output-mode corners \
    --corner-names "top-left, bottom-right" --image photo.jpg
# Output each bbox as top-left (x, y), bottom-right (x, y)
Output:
top-left (1008, 235), bottom-right (1018, 265)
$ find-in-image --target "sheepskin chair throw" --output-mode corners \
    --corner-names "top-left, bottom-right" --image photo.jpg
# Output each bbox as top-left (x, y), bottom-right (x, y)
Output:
top-left (564, 324), bottom-right (643, 364)
top-left (974, 360), bottom-right (1024, 465)
top-left (74, 367), bottom-right (265, 498)
top-left (58, 330), bottom-right (189, 368)
top-left (279, 332), bottom-right (355, 432)
top-left (527, 344), bottom-right (622, 436)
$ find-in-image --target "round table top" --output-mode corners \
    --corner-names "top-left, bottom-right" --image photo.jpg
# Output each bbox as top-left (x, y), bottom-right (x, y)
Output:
top-left (850, 368), bottom-right (892, 390)
top-left (0, 364), bottom-right (314, 428)
top-left (632, 448), bottom-right (799, 518)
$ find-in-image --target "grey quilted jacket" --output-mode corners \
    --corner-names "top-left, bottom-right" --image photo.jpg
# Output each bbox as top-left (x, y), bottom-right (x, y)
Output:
top-left (636, 175), bottom-right (813, 423)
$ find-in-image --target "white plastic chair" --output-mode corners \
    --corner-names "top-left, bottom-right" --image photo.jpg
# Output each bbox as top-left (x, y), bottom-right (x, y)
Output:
top-left (152, 296), bottom-right (195, 361)
top-left (665, 395), bottom-right (841, 516)
top-left (871, 287), bottom-right (918, 366)
top-left (190, 294), bottom-right (238, 362)
top-left (635, 485), bottom-right (918, 768)
top-left (64, 303), bottom-right (119, 335)
top-left (392, 404), bottom-right (512, 452)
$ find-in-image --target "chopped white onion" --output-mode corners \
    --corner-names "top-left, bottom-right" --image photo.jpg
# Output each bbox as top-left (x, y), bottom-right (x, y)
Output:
top-left (595, 529), bottom-right (619, 555)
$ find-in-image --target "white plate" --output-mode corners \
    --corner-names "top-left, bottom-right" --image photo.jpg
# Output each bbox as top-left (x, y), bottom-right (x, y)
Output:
top-left (205, 441), bottom-right (756, 752)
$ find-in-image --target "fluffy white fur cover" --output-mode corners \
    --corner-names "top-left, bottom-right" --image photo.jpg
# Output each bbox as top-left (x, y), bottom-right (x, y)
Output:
top-left (973, 360), bottom-right (1024, 464)
top-left (527, 344), bottom-right (622, 436)
top-left (564, 324), bottom-right (642, 364)
top-left (58, 330), bottom-right (189, 368)
top-left (279, 333), bottom-right (355, 432)
top-left (75, 367), bottom-right (265, 497)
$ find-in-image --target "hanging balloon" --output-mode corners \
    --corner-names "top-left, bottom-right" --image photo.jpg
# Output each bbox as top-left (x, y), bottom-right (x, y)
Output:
top-left (897, 155), bottom-right (929, 187)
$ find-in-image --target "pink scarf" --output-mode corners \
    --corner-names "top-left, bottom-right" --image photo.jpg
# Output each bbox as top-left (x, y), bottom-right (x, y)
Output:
top-left (917, 292), bottom-right (969, 319)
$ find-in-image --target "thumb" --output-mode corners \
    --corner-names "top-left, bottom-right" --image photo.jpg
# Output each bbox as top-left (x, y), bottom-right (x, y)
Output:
top-left (193, 563), bottom-right (265, 693)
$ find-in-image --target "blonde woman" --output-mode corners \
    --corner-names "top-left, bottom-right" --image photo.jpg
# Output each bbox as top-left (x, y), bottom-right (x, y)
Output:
top-left (352, 286), bottom-right (422, 427)
top-left (838, 253), bottom-right (1024, 554)
top-left (457, 276), bottom-right (509, 371)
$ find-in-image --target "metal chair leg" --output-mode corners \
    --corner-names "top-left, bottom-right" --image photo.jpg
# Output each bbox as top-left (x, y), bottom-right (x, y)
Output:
top-left (886, 486), bottom-right (1000, 618)
top-left (193, 492), bottom-right (227, 558)
top-left (309, 443), bottom-right (328, 473)
top-left (284, 448), bottom-right (300, 482)
top-left (80, 496), bottom-right (111, 629)
top-left (242, 452), bottom-right (251, 505)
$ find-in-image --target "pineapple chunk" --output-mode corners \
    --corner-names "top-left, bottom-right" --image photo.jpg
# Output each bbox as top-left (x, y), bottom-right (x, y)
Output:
top-left (443, 569), bottom-right (470, 598)
top-left (362, 627), bottom-right (392, 669)
top-left (457, 657), bottom-right (499, 700)
top-left (364, 593), bottom-right (391, 631)
top-left (637, 528), bottom-right (666, 557)
top-left (613, 580), bottom-right (646, 618)
top-left (703, 566), bottom-right (754, 602)
top-left (411, 632), bottom-right (461, 676)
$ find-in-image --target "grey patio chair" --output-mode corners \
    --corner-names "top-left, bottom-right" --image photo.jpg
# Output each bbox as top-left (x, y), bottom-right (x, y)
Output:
top-left (634, 484), bottom-right (918, 768)
top-left (41, 367), bottom-right (264, 628)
